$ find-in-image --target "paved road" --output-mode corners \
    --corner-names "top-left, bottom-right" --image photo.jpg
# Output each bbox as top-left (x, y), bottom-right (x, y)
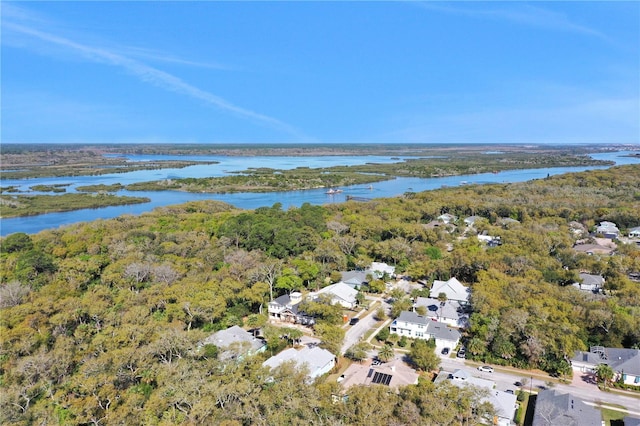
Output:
top-left (340, 298), bottom-right (390, 354)
top-left (439, 355), bottom-right (640, 415)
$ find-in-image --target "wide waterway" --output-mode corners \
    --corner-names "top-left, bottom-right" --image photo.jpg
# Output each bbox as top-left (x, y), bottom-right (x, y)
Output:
top-left (1, 151), bottom-right (639, 236)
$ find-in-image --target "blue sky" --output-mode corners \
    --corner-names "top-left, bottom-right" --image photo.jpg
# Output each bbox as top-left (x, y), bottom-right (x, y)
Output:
top-left (2, 1), bottom-right (639, 145)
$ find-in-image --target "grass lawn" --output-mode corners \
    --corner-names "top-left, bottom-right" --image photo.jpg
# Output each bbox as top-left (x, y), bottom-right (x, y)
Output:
top-left (518, 392), bottom-right (536, 426)
top-left (600, 407), bottom-right (627, 426)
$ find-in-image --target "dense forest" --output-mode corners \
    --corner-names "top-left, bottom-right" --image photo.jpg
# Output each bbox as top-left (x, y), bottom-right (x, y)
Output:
top-left (1, 165), bottom-right (639, 425)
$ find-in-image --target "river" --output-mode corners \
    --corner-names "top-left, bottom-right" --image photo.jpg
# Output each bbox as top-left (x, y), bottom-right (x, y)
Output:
top-left (1, 151), bottom-right (638, 236)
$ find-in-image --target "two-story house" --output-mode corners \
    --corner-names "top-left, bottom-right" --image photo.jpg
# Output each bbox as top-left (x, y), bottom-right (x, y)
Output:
top-left (390, 311), bottom-right (461, 350)
top-left (267, 292), bottom-right (315, 325)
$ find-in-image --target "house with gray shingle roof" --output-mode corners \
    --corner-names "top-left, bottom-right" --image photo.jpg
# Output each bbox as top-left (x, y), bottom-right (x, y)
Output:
top-left (436, 369), bottom-right (517, 426)
top-left (339, 270), bottom-right (369, 289)
top-left (532, 389), bottom-right (602, 426)
top-left (414, 296), bottom-right (467, 328)
top-left (571, 347), bottom-right (640, 386)
top-left (572, 273), bottom-right (604, 293)
top-left (263, 346), bottom-right (336, 382)
top-left (389, 311), bottom-right (461, 350)
top-left (312, 282), bottom-right (359, 309)
top-left (624, 415), bottom-right (640, 426)
top-left (430, 277), bottom-right (470, 304)
top-left (200, 325), bottom-right (266, 361)
top-left (596, 221), bottom-right (620, 239)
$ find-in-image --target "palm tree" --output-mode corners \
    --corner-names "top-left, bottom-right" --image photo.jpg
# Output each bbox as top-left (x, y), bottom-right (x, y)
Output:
top-left (595, 364), bottom-right (615, 390)
top-left (437, 292), bottom-right (448, 320)
top-left (378, 344), bottom-right (394, 362)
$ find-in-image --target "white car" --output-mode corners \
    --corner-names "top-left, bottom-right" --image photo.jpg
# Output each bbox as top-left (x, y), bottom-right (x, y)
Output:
top-left (478, 365), bottom-right (494, 373)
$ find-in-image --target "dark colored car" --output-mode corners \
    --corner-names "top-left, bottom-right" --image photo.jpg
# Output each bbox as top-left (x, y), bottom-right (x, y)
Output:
top-left (441, 347), bottom-right (450, 355)
top-left (349, 318), bottom-right (360, 326)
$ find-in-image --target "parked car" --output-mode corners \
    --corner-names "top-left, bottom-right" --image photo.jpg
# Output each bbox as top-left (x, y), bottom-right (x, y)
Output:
top-left (441, 347), bottom-right (450, 355)
top-left (457, 348), bottom-right (466, 358)
top-left (514, 381), bottom-right (523, 387)
top-left (505, 389), bottom-right (515, 394)
top-left (349, 317), bottom-right (360, 326)
top-left (477, 365), bottom-right (494, 373)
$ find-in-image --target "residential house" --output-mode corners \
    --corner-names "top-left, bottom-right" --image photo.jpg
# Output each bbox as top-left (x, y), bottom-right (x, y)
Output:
top-left (370, 261), bottom-right (396, 278)
top-left (498, 217), bottom-right (520, 227)
top-left (311, 282), bottom-right (359, 309)
top-left (200, 325), bottom-right (266, 361)
top-left (629, 226), bottom-right (640, 239)
top-left (438, 213), bottom-right (456, 224)
top-left (435, 369), bottom-right (517, 426)
top-left (390, 311), bottom-right (461, 350)
top-left (571, 347), bottom-right (640, 386)
top-left (464, 216), bottom-right (484, 226)
top-left (572, 273), bottom-right (605, 293)
top-left (413, 296), bottom-right (467, 328)
top-left (268, 292), bottom-right (315, 325)
top-left (478, 234), bottom-right (502, 247)
top-left (263, 346), bottom-right (336, 382)
top-left (624, 416), bottom-right (640, 426)
top-left (339, 270), bottom-right (369, 289)
top-left (339, 356), bottom-right (419, 390)
top-left (596, 221), bottom-right (620, 239)
top-left (430, 277), bottom-right (470, 305)
top-left (532, 389), bottom-right (602, 426)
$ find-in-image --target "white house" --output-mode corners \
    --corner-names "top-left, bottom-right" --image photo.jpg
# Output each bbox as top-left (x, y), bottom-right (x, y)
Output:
top-left (268, 292), bottom-right (315, 325)
top-left (370, 262), bottom-right (396, 278)
top-left (263, 346), bottom-right (336, 381)
top-left (312, 282), bottom-right (359, 309)
top-left (430, 277), bottom-right (470, 305)
top-left (413, 297), bottom-right (467, 328)
top-left (438, 213), bottom-right (456, 224)
top-left (464, 216), bottom-right (484, 226)
top-left (200, 325), bottom-right (266, 361)
top-left (390, 311), bottom-right (461, 350)
top-left (596, 221), bottom-right (620, 239)
top-left (571, 347), bottom-right (640, 386)
top-left (572, 273), bottom-right (604, 293)
top-left (437, 369), bottom-right (517, 426)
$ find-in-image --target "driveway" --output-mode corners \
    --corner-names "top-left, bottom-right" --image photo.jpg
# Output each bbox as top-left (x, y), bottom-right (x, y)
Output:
top-left (340, 299), bottom-right (390, 354)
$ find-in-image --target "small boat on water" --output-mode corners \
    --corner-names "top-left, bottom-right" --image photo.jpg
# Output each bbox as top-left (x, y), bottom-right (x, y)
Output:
top-left (326, 188), bottom-right (343, 194)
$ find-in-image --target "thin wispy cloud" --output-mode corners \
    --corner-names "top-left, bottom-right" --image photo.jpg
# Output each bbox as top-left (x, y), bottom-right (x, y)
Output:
top-left (2, 6), bottom-right (306, 139)
top-left (121, 46), bottom-right (233, 71)
top-left (414, 2), bottom-right (610, 42)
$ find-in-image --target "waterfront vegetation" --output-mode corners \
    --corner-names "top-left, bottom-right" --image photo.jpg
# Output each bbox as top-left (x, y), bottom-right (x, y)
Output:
top-left (0, 146), bottom-right (217, 179)
top-left (125, 151), bottom-right (611, 193)
top-left (1, 143), bottom-right (614, 182)
top-left (1, 164), bottom-right (639, 424)
top-left (29, 184), bottom-right (70, 193)
top-left (0, 193), bottom-right (150, 218)
top-left (125, 166), bottom-right (393, 192)
top-left (75, 183), bottom-right (125, 193)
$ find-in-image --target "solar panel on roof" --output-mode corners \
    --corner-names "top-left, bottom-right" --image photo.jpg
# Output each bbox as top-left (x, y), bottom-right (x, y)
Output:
top-left (371, 371), bottom-right (393, 386)
top-left (367, 369), bottom-right (374, 378)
